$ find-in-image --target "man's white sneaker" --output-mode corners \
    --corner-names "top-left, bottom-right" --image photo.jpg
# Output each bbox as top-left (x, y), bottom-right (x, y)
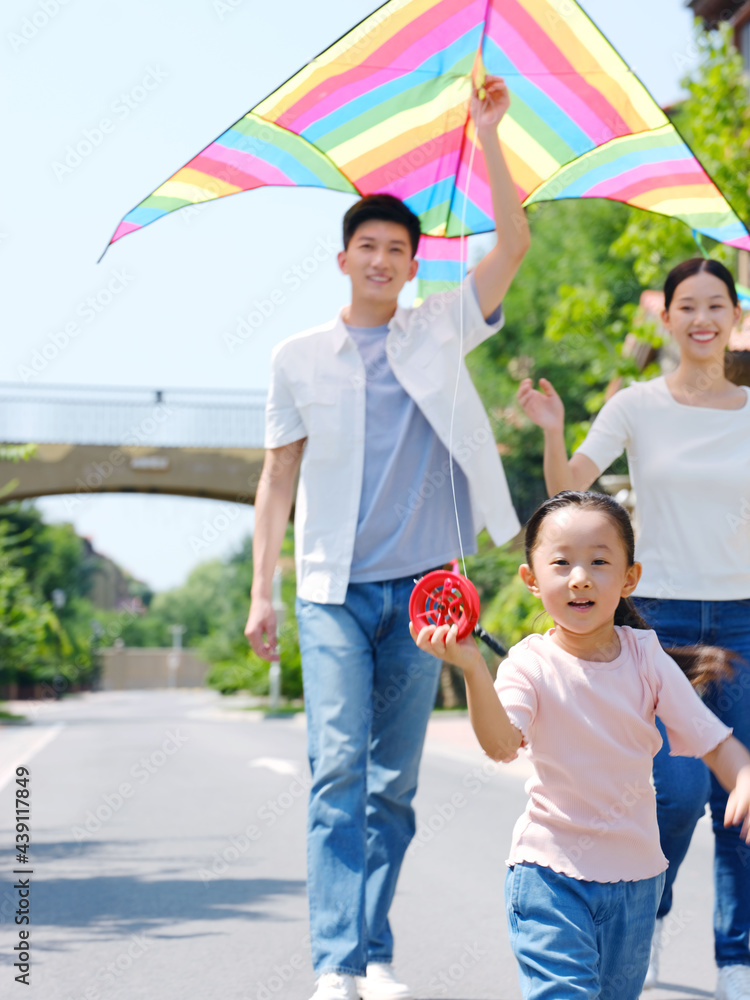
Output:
top-left (309, 972), bottom-right (359, 1000)
top-left (355, 964), bottom-right (413, 1000)
top-left (717, 965), bottom-right (750, 1000)
top-left (642, 917), bottom-right (663, 989)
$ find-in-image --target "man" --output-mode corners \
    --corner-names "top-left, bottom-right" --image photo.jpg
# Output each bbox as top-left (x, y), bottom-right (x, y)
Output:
top-left (245, 76), bottom-right (529, 1000)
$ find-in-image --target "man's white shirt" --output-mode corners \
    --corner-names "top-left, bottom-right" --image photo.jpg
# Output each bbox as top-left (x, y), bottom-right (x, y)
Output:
top-left (264, 277), bottom-right (521, 603)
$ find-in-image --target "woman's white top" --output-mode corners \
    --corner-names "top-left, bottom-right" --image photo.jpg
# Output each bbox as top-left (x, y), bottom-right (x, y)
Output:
top-left (576, 376), bottom-right (750, 600)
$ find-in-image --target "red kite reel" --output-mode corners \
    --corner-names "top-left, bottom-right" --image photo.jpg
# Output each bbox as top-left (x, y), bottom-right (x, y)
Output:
top-left (409, 570), bottom-right (481, 641)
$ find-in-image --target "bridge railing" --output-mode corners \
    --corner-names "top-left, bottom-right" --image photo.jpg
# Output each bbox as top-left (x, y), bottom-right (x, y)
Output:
top-left (0, 383), bottom-right (268, 449)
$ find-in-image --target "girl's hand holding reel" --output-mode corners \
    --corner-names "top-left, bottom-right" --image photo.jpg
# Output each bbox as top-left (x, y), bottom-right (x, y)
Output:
top-left (409, 566), bottom-right (506, 658)
top-left (409, 569), bottom-right (479, 640)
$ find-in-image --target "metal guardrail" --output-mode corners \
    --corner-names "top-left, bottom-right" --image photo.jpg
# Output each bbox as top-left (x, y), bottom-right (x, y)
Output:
top-left (0, 382), bottom-right (268, 449)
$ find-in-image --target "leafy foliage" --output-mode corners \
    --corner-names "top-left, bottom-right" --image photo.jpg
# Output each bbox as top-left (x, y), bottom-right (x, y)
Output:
top-left (121, 531), bottom-right (303, 700)
top-left (0, 521), bottom-right (55, 682)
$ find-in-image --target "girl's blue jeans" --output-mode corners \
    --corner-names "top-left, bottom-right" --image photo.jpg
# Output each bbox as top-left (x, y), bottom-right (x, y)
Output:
top-left (296, 576), bottom-right (441, 976)
top-left (505, 862), bottom-right (664, 999)
top-left (632, 596), bottom-right (750, 968)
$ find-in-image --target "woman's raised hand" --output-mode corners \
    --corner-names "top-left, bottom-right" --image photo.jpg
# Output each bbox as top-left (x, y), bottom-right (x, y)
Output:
top-left (517, 377), bottom-right (565, 432)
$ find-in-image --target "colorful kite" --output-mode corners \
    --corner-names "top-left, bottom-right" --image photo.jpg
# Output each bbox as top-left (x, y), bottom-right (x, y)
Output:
top-left (105, 0), bottom-right (750, 296)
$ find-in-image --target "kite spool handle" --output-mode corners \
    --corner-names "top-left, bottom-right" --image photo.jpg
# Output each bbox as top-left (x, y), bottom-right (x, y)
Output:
top-left (409, 570), bottom-right (480, 641)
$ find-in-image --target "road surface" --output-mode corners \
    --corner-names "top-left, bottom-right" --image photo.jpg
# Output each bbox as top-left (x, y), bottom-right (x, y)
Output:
top-left (0, 690), bottom-right (718, 999)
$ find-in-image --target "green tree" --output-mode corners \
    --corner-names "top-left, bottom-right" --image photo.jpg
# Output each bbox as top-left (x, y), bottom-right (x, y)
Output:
top-left (199, 533), bottom-right (302, 699)
top-left (0, 521), bottom-right (55, 685)
top-left (123, 531), bottom-right (303, 701)
top-left (0, 503), bottom-right (104, 687)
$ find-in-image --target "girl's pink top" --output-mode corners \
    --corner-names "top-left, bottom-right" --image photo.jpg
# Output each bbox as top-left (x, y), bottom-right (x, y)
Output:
top-left (495, 626), bottom-right (731, 882)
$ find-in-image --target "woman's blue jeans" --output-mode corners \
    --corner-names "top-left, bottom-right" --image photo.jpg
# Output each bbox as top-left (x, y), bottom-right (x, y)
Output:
top-left (631, 597), bottom-right (750, 968)
top-left (296, 576), bottom-right (441, 977)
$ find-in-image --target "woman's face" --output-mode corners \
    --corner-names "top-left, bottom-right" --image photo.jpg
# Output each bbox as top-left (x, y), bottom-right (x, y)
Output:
top-left (661, 271), bottom-right (741, 362)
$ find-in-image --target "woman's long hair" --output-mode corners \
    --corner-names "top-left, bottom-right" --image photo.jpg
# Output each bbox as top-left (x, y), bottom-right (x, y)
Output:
top-left (663, 257), bottom-right (738, 310)
top-left (524, 492), bottom-right (736, 689)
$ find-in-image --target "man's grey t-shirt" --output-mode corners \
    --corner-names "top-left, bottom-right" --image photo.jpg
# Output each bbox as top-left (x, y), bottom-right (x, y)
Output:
top-left (346, 320), bottom-right (477, 584)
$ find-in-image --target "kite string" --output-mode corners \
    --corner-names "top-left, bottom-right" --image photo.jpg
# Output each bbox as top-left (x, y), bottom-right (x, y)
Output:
top-left (449, 123), bottom-right (479, 580)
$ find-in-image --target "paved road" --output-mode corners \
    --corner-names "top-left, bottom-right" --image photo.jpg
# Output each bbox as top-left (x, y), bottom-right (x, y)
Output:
top-left (0, 690), bottom-right (718, 1000)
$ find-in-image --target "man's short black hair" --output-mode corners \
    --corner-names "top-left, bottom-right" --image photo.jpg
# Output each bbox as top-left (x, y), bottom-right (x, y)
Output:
top-left (342, 194), bottom-right (421, 258)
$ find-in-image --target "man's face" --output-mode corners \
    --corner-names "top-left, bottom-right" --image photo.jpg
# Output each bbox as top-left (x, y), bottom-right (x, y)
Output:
top-left (337, 220), bottom-right (418, 305)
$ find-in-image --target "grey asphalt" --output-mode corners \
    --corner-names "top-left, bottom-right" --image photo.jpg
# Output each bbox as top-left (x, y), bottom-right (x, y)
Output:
top-left (0, 690), bottom-right (719, 1000)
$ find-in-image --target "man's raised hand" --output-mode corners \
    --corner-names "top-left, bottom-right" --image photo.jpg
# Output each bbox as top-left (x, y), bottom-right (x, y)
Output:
top-left (470, 74), bottom-right (511, 131)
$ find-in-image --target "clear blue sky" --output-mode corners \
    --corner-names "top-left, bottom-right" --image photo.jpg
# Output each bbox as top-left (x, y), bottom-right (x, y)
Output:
top-left (3, 0), bottom-right (698, 590)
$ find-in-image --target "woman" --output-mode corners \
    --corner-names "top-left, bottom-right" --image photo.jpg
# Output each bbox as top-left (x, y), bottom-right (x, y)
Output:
top-left (517, 258), bottom-right (750, 1000)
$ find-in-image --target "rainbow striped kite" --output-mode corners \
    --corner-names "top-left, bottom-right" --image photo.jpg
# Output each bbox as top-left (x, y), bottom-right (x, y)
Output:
top-left (106, 0), bottom-right (750, 295)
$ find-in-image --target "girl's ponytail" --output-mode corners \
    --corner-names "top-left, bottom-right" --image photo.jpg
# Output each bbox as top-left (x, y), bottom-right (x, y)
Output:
top-left (667, 645), bottom-right (737, 691)
top-left (615, 597), bottom-right (736, 690)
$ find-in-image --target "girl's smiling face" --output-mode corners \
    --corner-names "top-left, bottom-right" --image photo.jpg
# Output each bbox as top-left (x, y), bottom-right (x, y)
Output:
top-left (519, 507), bottom-right (641, 656)
top-left (661, 270), bottom-right (741, 362)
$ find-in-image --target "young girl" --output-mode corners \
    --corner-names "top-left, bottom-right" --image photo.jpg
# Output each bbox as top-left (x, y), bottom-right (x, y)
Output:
top-left (517, 257), bottom-right (750, 998)
top-left (411, 491), bottom-right (750, 1000)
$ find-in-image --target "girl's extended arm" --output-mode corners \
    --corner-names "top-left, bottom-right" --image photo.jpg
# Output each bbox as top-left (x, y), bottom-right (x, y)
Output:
top-left (703, 737), bottom-right (750, 842)
top-left (516, 377), bottom-right (599, 496)
top-left (410, 622), bottom-right (523, 761)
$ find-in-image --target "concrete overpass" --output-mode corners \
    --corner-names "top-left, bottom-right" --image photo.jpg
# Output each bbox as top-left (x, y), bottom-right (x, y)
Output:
top-left (0, 383), bottom-right (268, 504)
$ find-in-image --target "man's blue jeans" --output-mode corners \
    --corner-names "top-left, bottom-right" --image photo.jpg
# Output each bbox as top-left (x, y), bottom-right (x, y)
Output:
top-left (296, 576), bottom-right (441, 976)
top-left (505, 862), bottom-right (664, 999)
top-left (632, 597), bottom-right (750, 968)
